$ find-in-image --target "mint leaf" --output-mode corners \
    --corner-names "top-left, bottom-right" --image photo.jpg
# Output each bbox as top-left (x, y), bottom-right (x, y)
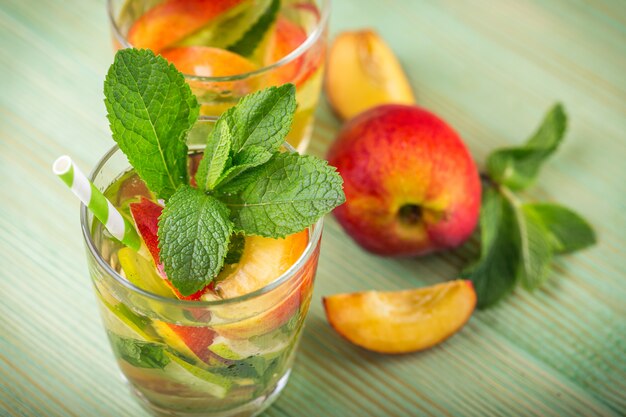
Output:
top-left (224, 233), bottom-right (245, 264)
top-left (225, 84), bottom-right (297, 154)
top-left (216, 145), bottom-right (274, 189)
top-left (517, 204), bottom-right (554, 290)
top-left (525, 203), bottom-right (596, 253)
top-left (158, 186), bottom-right (233, 295)
top-left (195, 120), bottom-right (232, 191)
top-left (221, 153), bottom-right (345, 237)
top-left (108, 333), bottom-right (170, 369)
top-left (104, 49), bottom-right (198, 199)
top-left (212, 355), bottom-right (279, 383)
top-left (463, 188), bottom-right (520, 308)
top-left (487, 104), bottom-right (566, 191)
top-left (227, 0), bottom-right (280, 56)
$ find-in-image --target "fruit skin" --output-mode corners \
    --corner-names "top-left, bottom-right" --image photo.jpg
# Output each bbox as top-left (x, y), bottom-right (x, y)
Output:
top-left (323, 280), bottom-right (476, 354)
top-left (265, 16), bottom-right (321, 87)
top-left (153, 321), bottom-right (216, 363)
top-left (127, 0), bottom-right (244, 53)
top-left (325, 30), bottom-right (415, 120)
top-left (327, 105), bottom-right (480, 256)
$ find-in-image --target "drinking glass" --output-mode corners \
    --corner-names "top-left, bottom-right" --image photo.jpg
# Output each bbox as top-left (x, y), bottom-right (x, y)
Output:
top-left (81, 117), bottom-right (323, 416)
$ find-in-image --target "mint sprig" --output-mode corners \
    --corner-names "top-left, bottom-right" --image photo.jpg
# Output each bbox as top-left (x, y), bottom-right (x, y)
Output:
top-left (195, 84), bottom-right (296, 192)
top-left (104, 49), bottom-right (198, 200)
top-left (225, 84), bottom-right (297, 154)
top-left (159, 186), bottom-right (233, 295)
top-left (465, 104), bottom-right (596, 308)
top-left (104, 49), bottom-right (344, 296)
top-left (108, 332), bottom-right (170, 369)
top-left (220, 153), bottom-right (346, 237)
top-left (195, 120), bottom-right (232, 191)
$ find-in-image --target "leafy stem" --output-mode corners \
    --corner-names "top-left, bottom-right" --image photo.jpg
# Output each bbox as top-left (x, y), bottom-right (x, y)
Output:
top-left (464, 104), bottom-right (596, 308)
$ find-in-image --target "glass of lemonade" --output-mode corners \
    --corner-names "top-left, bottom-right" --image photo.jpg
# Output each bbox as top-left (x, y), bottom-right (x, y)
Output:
top-left (82, 117), bottom-right (323, 416)
top-left (107, 0), bottom-right (329, 152)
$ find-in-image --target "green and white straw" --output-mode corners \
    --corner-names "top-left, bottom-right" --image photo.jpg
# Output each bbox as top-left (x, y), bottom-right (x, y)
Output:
top-left (53, 155), bottom-right (141, 251)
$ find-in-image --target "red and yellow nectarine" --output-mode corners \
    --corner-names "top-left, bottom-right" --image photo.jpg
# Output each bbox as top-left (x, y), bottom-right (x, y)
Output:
top-left (327, 105), bottom-right (481, 257)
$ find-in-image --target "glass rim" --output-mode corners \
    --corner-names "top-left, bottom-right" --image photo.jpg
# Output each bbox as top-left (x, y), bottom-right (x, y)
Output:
top-left (80, 143), bottom-right (324, 308)
top-left (107, 0), bottom-right (330, 82)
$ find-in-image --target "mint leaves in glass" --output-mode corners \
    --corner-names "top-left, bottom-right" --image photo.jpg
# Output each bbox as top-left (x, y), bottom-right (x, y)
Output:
top-left (105, 48), bottom-right (343, 296)
top-left (83, 48), bottom-right (343, 416)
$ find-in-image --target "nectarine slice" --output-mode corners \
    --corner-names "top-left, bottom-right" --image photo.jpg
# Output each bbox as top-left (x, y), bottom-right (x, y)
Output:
top-left (323, 280), bottom-right (476, 354)
top-left (215, 232), bottom-right (308, 298)
top-left (210, 232), bottom-right (310, 339)
top-left (160, 46), bottom-right (257, 78)
top-left (153, 320), bottom-right (216, 363)
top-left (325, 29), bottom-right (415, 120)
top-left (160, 46), bottom-right (259, 114)
top-left (127, 0), bottom-right (245, 52)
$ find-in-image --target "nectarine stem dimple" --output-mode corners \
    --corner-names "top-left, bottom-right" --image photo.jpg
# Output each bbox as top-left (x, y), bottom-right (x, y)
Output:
top-left (398, 204), bottom-right (422, 226)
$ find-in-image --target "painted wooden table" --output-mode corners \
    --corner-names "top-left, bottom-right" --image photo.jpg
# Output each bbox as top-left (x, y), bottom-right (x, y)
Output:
top-left (1, 0), bottom-right (624, 416)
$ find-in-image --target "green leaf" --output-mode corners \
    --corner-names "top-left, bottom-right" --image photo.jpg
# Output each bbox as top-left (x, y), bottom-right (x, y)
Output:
top-left (517, 204), bottom-right (554, 290)
top-left (224, 233), bottom-right (245, 264)
top-left (104, 49), bottom-right (198, 200)
top-left (195, 120), bottom-right (232, 191)
top-left (487, 104), bottom-right (566, 191)
top-left (158, 186), bottom-right (233, 295)
top-left (525, 203), bottom-right (596, 253)
top-left (215, 146), bottom-right (274, 189)
top-left (221, 153), bottom-right (345, 237)
top-left (224, 84), bottom-right (297, 154)
top-left (108, 333), bottom-right (170, 369)
top-left (212, 355), bottom-right (280, 384)
top-left (463, 187), bottom-right (520, 308)
top-left (228, 0), bottom-right (280, 56)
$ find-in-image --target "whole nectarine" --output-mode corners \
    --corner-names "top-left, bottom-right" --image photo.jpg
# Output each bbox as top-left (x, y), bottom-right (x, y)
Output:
top-left (327, 105), bottom-right (480, 256)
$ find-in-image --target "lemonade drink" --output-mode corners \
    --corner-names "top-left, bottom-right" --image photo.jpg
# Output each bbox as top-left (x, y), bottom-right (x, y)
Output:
top-left (84, 146), bottom-right (322, 416)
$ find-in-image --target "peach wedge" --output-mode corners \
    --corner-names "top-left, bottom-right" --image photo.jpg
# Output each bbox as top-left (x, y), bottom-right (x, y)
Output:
top-left (325, 29), bottom-right (415, 120)
top-left (323, 280), bottom-right (476, 354)
top-left (210, 232), bottom-right (310, 339)
top-left (160, 46), bottom-right (257, 78)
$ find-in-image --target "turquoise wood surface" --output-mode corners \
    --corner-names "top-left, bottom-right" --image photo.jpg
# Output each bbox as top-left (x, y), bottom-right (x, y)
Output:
top-left (1, 0), bottom-right (625, 416)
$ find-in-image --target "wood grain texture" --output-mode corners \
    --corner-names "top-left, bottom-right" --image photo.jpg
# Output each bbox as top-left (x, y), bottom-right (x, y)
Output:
top-left (1, 0), bottom-right (624, 416)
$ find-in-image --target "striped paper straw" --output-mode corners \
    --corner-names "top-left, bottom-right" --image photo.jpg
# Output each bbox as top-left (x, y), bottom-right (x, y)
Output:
top-left (53, 155), bottom-right (141, 251)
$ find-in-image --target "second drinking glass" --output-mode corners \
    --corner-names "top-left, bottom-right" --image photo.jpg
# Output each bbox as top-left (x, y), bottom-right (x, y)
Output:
top-left (107, 0), bottom-right (329, 152)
